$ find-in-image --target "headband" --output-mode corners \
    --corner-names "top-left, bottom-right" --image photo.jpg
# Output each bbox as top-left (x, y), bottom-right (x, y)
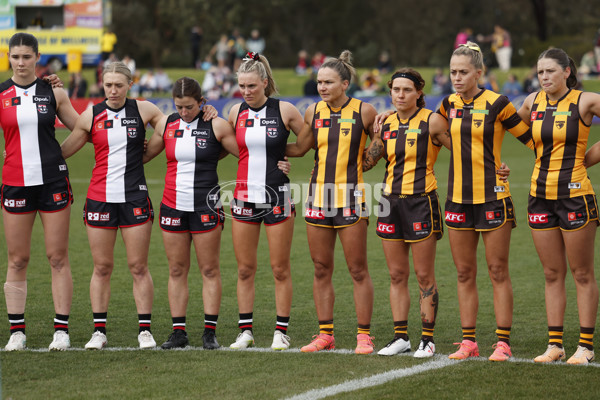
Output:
top-left (391, 72), bottom-right (421, 88)
top-left (459, 43), bottom-right (482, 53)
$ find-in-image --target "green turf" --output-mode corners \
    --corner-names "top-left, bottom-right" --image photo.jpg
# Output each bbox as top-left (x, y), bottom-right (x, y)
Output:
top-left (0, 126), bottom-right (600, 399)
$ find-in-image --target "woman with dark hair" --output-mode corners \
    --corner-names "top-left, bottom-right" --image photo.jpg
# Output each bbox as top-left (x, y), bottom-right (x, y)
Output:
top-left (286, 50), bottom-right (378, 354)
top-left (1, 32), bottom-right (79, 351)
top-left (518, 48), bottom-right (600, 365)
top-left (363, 68), bottom-right (451, 358)
top-left (227, 52), bottom-right (304, 351)
top-left (144, 77), bottom-right (238, 350)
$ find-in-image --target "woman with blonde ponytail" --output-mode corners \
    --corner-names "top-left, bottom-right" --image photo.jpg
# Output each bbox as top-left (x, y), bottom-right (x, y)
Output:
top-left (286, 50), bottom-right (379, 354)
top-left (227, 52), bottom-right (304, 351)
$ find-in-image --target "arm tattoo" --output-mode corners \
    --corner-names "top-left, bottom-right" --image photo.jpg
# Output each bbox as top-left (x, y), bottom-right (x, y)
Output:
top-left (363, 140), bottom-right (384, 171)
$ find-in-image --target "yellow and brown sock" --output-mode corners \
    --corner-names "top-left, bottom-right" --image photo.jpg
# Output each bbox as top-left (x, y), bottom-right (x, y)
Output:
top-left (394, 320), bottom-right (409, 340)
top-left (548, 326), bottom-right (563, 348)
top-left (318, 320), bottom-right (333, 336)
top-left (357, 324), bottom-right (370, 336)
top-left (421, 321), bottom-right (434, 343)
top-left (462, 326), bottom-right (476, 342)
top-left (578, 326), bottom-right (594, 351)
top-left (496, 326), bottom-right (511, 345)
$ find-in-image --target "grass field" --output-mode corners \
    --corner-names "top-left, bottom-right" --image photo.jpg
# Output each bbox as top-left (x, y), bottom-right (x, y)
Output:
top-left (1, 122), bottom-right (600, 399)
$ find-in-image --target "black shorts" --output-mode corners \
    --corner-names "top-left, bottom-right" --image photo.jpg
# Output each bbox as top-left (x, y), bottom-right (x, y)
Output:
top-left (376, 192), bottom-right (443, 242)
top-left (83, 197), bottom-right (154, 229)
top-left (159, 202), bottom-right (224, 233)
top-left (527, 194), bottom-right (599, 231)
top-left (444, 197), bottom-right (516, 231)
top-left (231, 197), bottom-right (295, 226)
top-left (1, 178), bottom-right (73, 214)
top-left (304, 203), bottom-right (369, 228)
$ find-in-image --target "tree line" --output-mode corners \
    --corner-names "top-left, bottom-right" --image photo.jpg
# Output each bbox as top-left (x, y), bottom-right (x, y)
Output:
top-left (112, 0), bottom-right (600, 69)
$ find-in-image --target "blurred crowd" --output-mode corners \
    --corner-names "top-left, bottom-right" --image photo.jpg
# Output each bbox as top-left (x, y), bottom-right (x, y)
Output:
top-left (34, 24), bottom-right (600, 101)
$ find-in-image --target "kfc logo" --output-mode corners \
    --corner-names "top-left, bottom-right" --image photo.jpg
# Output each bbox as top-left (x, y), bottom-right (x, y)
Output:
top-left (343, 208), bottom-right (352, 217)
top-left (305, 208), bottom-right (325, 219)
top-left (377, 223), bottom-right (395, 234)
top-left (568, 212), bottom-right (576, 221)
top-left (201, 214), bottom-right (210, 222)
top-left (273, 206), bottom-right (282, 215)
top-left (528, 213), bottom-right (548, 224)
top-left (445, 211), bottom-right (466, 223)
top-left (133, 207), bottom-right (143, 216)
top-left (413, 222), bottom-right (422, 231)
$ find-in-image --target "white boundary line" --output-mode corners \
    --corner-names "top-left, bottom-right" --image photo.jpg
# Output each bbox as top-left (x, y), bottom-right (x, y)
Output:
top-left (284, 356), bottom-right (454, 400)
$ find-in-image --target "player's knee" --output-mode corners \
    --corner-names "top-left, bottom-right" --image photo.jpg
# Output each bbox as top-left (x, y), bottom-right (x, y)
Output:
top-left (129, 262), bottom-right (149, 279)
top-left (348, 264), bottom-right (369, 283)
top-left (571, 267), bottom-right (595, 286)
top-left (201, 264), bottom-right (220, 280)
top-left (455, 266), bottom-right (476, 284)
top-left (8, 256), bottom-right (29, 273)
top-left (488, 262), bottom-right (509, 283)
top-left (389, 270), bottom-right (409, 286)
top-left (237, 264), bottom-right (256, 281)
top-left (46, 252), bottom-right (68, 271)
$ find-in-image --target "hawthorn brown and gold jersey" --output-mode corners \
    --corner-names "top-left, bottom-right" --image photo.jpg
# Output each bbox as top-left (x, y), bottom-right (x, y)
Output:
top-left (529, 89), bottom-right (594, 199)
top-left (308, 97), bottom-right (368, 208)
top-left (380, 108), bottom-right (441, 196)
top-left (438, 89), bottom-right (533, 204)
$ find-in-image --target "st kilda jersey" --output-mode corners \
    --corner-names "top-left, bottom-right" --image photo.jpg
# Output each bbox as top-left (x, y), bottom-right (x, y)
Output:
top-left (0, 78), bottom-right (68, 186)
top-left (380, 108), bottom-right (441, 196)
top-left (437, 89), bottom-right (533, 204)
top-left (88, 99), bottom-right (147, 203)
top-left (529, 89), bottom-right (595, 199)
top-left (309, 97), bottom-right (368, 208)
top-left (234, 98), bottom-right (290, 204)
top-left (162, 111), bottom-right (222, 212)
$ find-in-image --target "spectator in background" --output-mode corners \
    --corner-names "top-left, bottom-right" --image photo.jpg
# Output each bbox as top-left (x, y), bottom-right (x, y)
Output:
top-left (68, 72), bottom-right (88, 99)
top-left (139, 70), bottom-right (158, 96)
top-left (296, 50), bottom-right (309, 75)
top-left (155, 69), bottom-right (172, 93)
top-left (478, 25), bottom-right (512, 71)
top-left (246, 29), bottom-right (265, 54)
top-left (30, 11), bottom-right (44, 28)
top-left (122, 55), bottom-right (136, 76)
top-left (580, 51), bottom-right (598, 78)
top-left (101, 28), bottom-right (117, 61)
top-left (355, 69), bottom-right (381, 97)
top-left (311, 52), bottom-right (326, 70)
top-left (479, 71), bottom-right (499, 92)
top-left (202, 66), bottom-right (233, 100)
top-left (376, 51), bottom-right (392, 74)
top-left (502, 73), bottom-right (523, 96)
top-left (523, 66), bottom-right (541, 93)
top-left (191, 26), bottom-right (203, 69)
top-left (454, 28), bottom-right (473, 49)
top-left (431, 67), bottom-right (453, 95)
top-left (303, 68), bottom-right (318, 96)
top-left (208, 35), bottom-right (230, 69)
